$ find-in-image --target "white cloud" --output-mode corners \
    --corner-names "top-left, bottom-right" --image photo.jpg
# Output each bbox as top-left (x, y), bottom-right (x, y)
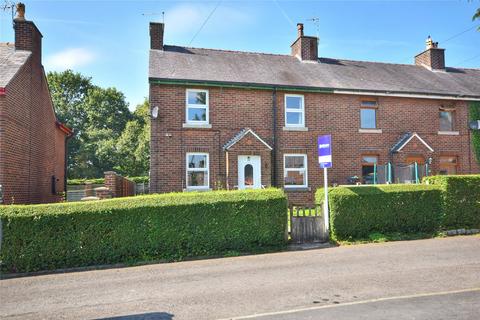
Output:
top-left (164, 3), bottom-right (253, 43)
top-left (45, 48), bottom-right (96, 71)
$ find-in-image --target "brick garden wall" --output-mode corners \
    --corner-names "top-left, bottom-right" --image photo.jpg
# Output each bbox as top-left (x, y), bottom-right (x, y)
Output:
top-left (150, 84), bottom-right (480, 205)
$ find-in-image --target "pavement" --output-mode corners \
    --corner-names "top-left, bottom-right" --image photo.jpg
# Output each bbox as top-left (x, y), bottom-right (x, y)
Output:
top-left (1, 236), bottom-right (479, 320)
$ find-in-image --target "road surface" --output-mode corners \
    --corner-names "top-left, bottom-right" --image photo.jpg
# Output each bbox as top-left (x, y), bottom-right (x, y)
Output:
top-left (1, 236), bottom-right (479, 319)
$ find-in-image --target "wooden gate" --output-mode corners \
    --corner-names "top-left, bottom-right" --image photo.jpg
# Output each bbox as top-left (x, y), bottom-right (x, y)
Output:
top-left (289, 206), bottom-right (328, 243)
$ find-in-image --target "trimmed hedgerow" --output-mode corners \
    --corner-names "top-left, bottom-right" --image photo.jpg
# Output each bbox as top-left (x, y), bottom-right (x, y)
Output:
top-left (67, 176), bottom-right (149, 185)
top-left (316, 185), bottom-right (443, 241)
top-left (0, 189), bottom-right (287, 273)
top-left (424, 175), bottom-right (480, 229)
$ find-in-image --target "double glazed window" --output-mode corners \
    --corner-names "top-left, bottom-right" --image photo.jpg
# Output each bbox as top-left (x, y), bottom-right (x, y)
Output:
top-left (285, 95), bottom-right (305, 127)
top-left (439, 109), bottom-right (454, 132)
top-left (186, 153), bottom-right (209, 189)
top-left (284, 154), bottom-right (308, 188)
top-left (439, 156), bottom-right (457, 175)
top-left (361, 155), bottom-right (378, 184)
top-left (360, 101), bottom-right (377, 129)
top-left (186, 89), bottom-right (209, 124)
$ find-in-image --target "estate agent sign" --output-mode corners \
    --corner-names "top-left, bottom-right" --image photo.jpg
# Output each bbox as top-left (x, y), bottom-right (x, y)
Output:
top-left (318, 135), bottom-right (332, 232)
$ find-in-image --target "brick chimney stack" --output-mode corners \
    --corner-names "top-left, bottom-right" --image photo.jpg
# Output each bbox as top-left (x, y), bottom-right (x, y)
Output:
top-left (291, 23), bottom-right (318, 62)
top-left (414, 36), bottom-right (445, 71)
top-left (13, 3), bottom-right (43, 64)
top-left (150, 22), bottom-right (164, 50)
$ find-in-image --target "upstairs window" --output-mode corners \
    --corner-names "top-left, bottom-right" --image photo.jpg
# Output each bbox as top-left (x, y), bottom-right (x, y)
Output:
top-left (284, 154), bottom-right (308, 188)
top-left (361, 155), bottom-right (378, 184)
top-left (186, 89), bottom-right (209, 124)
top-left (285, 95), bottom-right (305, 127)
top-left (360, 100), bottom-right (377, 129)
top-left (186, 153), bottom-right (209, 189)
top-left (439, 109), bottom-right (454, 132)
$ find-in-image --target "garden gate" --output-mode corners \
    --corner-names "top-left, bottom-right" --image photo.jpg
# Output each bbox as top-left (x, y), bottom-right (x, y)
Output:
top-left (289, 206), bottom-right (328, 243)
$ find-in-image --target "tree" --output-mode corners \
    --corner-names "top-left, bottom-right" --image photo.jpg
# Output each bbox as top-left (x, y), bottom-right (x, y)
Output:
top-left (48, 70), bottom-right (135, 178)
top-left (114, 99), bottom-right (150, 176)
top-left (474, 8), bottom-right (480, 30)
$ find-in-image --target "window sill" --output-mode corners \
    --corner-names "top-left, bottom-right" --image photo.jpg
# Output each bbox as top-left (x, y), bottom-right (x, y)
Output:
top-left (359, 129), bottom-right (382, 134)
top-left (184, 187), bottom-right (212, 192)
top-left (183, 123), bottom-right (212, 129)
top-left (284, 186), bottom-right (311, 192)
top-left (283, 126), bottom-right (308, 132)
top-left (438, 131), bottom-right (459, 136)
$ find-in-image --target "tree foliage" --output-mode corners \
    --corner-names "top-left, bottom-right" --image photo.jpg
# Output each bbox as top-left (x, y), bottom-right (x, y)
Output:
top-left (47, 70), bottom-right (150, 178)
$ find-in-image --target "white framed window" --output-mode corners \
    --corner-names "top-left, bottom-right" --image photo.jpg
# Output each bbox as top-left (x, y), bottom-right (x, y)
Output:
top-left (285, 94), bottom-right (305, 127)
top-left (186, 153), bottom-right (209, 190)
top-left (186, 89), bottom-right (209, 124)
top-left (283, 154), bottom-right (308, 188)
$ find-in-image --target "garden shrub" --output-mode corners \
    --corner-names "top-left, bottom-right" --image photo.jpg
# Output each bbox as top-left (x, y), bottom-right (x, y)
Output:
top-left (316, 185), bottom-right (443, 241)
top-left (424, 175), bottom-right (480, 229)
top-left (0, 188), bottom-right (287, 273)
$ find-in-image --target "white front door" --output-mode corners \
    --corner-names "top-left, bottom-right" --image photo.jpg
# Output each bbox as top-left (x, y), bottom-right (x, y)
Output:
top-left (238, 155), bottom-right (261, 189)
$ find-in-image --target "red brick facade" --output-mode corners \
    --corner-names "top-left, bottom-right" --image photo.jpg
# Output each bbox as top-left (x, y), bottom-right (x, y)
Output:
top-left (0, 15), bottom-right (70, 204)
top-left (149, 84), bottom-right (479, 205)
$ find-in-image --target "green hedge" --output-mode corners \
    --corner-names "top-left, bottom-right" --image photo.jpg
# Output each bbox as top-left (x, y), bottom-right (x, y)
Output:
top-left (316, 185), bottom-right (443, 241)
top-left (424, 175), bottom-right (480, 229)
top-left (0, 189), bottom-right (287, 273)
top-left (67, 176), bottom-right (149, 185)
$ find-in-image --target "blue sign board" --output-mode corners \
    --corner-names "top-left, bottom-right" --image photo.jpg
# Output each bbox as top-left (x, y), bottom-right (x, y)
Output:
top-left (318, 135), bottom-right (332, 168)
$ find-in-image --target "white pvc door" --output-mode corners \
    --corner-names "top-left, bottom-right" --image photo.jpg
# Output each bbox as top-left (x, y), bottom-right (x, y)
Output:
top-left (238, 156), bottom-right (261, 189)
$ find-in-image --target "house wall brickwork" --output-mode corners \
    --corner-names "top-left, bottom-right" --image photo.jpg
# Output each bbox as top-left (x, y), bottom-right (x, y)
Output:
top-left (150, 84), bottom-right (480, 205)
top-left (0, 18), bottom-right (68, 204)
top-left (415, 48), bottom-right (445, 70)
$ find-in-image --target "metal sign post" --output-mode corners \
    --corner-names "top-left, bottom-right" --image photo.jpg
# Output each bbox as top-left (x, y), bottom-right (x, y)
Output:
top-left (318, 135), bottom-right (332, 233)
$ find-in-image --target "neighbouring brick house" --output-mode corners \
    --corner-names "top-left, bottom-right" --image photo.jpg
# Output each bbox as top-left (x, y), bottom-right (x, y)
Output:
top-left (0, 4), bottom-right (72, 204)
top-left (149, 22), bottom-right (480, 205)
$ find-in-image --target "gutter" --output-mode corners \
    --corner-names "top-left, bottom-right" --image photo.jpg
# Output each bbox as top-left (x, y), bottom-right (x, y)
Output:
top-left (149, 78), bottom-right (480, 101)
top-left (149, 78), bottom-right (335, 94)
top-left (0, 88), bottom-right (5, 96)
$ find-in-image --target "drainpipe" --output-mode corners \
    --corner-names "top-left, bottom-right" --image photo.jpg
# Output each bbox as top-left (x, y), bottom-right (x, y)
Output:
top-left (272, 88), bottom-right (277, 187)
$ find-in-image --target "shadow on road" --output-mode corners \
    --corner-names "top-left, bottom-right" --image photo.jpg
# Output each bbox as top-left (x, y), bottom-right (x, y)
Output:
top-left (96, 312), bottom-right (174, 320)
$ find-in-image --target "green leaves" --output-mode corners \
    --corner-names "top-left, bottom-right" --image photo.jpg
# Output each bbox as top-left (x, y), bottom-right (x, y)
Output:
top-left (317, 185), bottom-right (443, 241)
top-left (47, 71), bottom-right (150, 178)
top-left (0, 189), bottom-right (287, 273)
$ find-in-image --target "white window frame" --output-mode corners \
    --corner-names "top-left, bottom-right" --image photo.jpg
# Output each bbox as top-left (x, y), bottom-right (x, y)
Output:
top-left (186, 89), bottom-right (209, 125)
top-left (284, 94), bottom-right (305, 128)
top-left (283, 154), bottom-right (308, 188)
top-left (186, 152), bottom-right (210, 190)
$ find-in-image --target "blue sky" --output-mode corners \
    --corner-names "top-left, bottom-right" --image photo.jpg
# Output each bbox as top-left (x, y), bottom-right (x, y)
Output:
top-left (0, 1), bottom-right (479, 110)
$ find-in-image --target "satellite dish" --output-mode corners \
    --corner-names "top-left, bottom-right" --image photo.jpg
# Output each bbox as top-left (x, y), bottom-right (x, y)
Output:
top-left (469, 120), bottom-right (480, 130)
top-left (151, 106), bottom-right (159, 119)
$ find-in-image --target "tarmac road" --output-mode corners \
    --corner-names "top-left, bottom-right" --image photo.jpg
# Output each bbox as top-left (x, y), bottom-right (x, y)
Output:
top-left (1, 236), bottom-right (479, 320)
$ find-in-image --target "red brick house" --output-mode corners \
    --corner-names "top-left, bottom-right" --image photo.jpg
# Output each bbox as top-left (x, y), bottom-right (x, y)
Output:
top-left (0, 4), bottom-right (72, 204)
top-left (148, 22), bottom-right (480, 205)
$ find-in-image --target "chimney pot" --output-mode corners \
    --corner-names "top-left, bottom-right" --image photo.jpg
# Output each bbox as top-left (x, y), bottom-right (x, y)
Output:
top-left (297, 23), bottom-right (304, 37)
top-left (15, 2), bottom-right (26, 21)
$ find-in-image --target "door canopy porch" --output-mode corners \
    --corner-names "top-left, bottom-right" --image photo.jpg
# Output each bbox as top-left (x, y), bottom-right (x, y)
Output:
top-left (223, 128), bottom-right (273, 151)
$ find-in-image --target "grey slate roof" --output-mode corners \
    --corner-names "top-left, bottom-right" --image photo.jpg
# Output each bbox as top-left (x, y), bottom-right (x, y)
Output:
top-left (149, 46), bottom-right (480, 99)
top-left (0, 43), bottom-right (30, 87)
